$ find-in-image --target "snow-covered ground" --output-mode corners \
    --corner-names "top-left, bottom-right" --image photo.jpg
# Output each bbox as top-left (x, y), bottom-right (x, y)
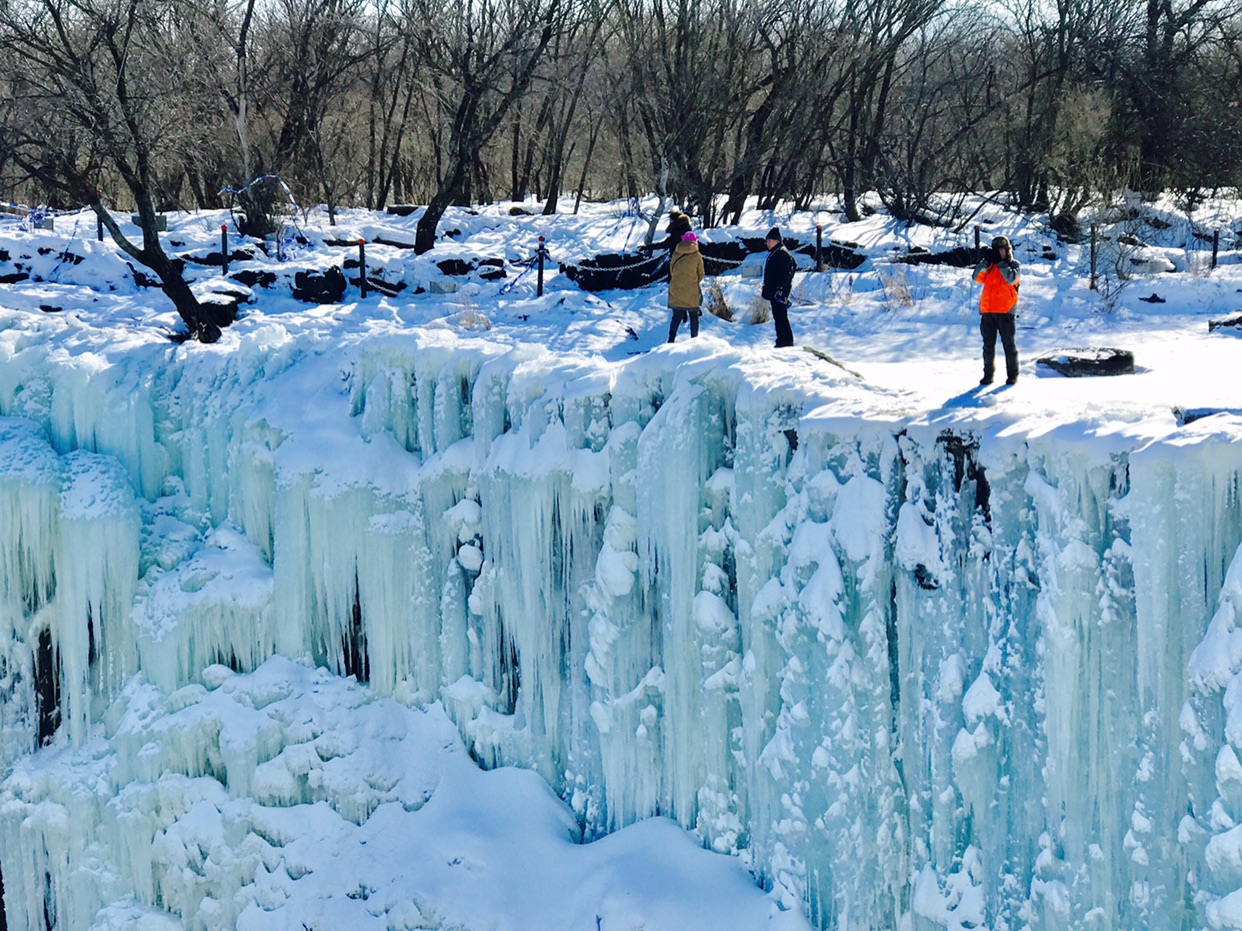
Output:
top-left (2, 193), bottom-right (1242, 930)
top-left (6, 194), bottom-right (1240, 432)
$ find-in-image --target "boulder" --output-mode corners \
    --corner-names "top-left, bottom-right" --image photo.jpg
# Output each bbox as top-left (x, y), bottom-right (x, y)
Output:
top-left (436, 258), bottom-right (473, 276)
top-left (1174, 407), bottom-right (1242, 426)
top-left (892, 245), bottom-right (979, 268)
top-left (230, 269), bottom-right (277, 289)
top-left (292, 266), bottom-right (346, 304)
top-left (561, 251), bottom-right (667, 291)
top-left (1036, 348), bottom-right (1135, 377)
top-left (1208, 311), bottom-right (1242, 333)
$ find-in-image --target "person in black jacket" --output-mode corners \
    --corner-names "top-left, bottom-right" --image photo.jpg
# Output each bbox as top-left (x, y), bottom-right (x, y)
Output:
top-left (762, 226), bottom-right (797, 347)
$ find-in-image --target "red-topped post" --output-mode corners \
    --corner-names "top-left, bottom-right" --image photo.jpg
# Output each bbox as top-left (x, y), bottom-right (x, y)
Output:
top-left (537, 236), bottom-right (546, 297)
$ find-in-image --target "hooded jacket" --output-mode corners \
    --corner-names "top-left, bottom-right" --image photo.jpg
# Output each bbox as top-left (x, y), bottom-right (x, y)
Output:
top-left (668, 239), bottom-right (705, 308)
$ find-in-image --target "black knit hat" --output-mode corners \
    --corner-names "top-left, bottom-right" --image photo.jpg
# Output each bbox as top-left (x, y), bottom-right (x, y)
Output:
top-left (667, 211), bottom-right (691, 237)
top-left (766, 226), bottom-right (781, 241)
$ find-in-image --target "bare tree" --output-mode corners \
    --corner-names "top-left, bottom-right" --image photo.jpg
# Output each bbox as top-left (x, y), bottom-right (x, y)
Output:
top-left (403, 0), bottom-right (573, 253)
top-left (363, 0), bottom-right (421, 209)
top-left (0, 0), bottom-right (223, 341)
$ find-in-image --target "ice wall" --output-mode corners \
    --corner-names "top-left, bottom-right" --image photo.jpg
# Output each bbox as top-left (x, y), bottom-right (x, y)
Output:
top-left (2, 329), bottom-right (1242, 929)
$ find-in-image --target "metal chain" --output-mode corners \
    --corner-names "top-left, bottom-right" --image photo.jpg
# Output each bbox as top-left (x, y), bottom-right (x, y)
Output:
top-left (496, 256), bottom-right (539, 296)
top-left (557, 251), bottom-right (669, 273)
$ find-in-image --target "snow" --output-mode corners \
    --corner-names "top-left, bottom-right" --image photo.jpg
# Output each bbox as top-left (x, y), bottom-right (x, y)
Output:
top-left (1, 192), bottom-right (1241, 929)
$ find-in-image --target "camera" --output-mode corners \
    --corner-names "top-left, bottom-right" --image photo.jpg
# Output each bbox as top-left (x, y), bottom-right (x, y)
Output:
top-left (983, 246), bottom-right (999, 264)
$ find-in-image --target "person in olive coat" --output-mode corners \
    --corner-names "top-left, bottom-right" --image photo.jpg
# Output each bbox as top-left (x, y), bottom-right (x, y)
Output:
top-left (762, 226), bottom-right (797, 347)
top-left (667, 231), bottom-right (706, 341)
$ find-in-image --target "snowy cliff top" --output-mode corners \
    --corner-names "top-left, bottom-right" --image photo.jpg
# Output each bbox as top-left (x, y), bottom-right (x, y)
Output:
top-left (1, 192), bottom-right (1239, 450)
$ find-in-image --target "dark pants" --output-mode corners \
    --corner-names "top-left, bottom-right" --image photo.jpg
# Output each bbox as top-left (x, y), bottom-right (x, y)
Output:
top-left (668, 308), bottom-right (700, 342)
top-left (980, 312), bottom-right (1018, 381)
top-left (771, 298), bottom-right (793, 347)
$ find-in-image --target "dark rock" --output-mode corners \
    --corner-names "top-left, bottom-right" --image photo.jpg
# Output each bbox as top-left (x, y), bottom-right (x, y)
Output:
top-left (39, 305), bottom-right (61, 313)
top-left (292, 266), bottom-right (347, 304)
top-left (371, 236), bottom-right (417, 250)
top-left (357, 276), bottom-right (406, 297)
top-left (200, 286), bottom-right (251, 328)
top-left (1208, 312), bottom-right (1242, 333)
top-left (35, 628), bottom-right (61, 746)
top-left (128, 265), bottom-right (162, 288)
top-left (202, 300), bottom-right (239, 328)
top-left (794, 242), bottom-right (866, 270)
top-left (385, 204), bottom-right (419, 217)
top-left (0, 272), bottom-right (29, 284)
top-left (914, 564), bottom-right (939, 591)
top-left (35, 250), bottom-right (84, 266)
top-left (698, 240), bottom-right (749, 276)
top-left (437, 258), bottom-right (473, 276)
top-left (892, 245), bottom-right (979, 268)
top-left (1174, 407), bottom-right (1242, 426)
top-left (478, 268), bottom-right (506, 281)
top-left (509, 206), bottom-right (534, 216)
top-left (740, 236), bottom-right (814, 255)
top-left (1036, 348), bottom-right (1135, 377)
top-left (1139, 293), bottom-right (1166, 303)
top-left (189, 249), bottom-right (254, 267)
top-left (561, 251), bottom-right (668, 291)
top-left (229, 269), bottom-right (277, 288)
top-left (1050, 212), bottom-right (1080, 242)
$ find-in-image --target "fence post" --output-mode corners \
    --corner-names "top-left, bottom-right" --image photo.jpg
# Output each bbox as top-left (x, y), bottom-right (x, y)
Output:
top-left (1090, 224), bottom-right (1098, 291)
top-left (1212, 228), bottom-right (1220, 270)
top-left (537, 236), bottom-right (546, 297)
top-left (358, 239), bottom-right (368, 298)
top-left (221, 225), bottom-right (229, 276)
top-left (815, 225), bottom-right (824, 272)
top-left (974, 225), bottom-right (981, 255)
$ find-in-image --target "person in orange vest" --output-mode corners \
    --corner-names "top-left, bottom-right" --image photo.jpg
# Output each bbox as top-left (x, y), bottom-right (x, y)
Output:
top-left (972, 235), bottom-right (1021, 384)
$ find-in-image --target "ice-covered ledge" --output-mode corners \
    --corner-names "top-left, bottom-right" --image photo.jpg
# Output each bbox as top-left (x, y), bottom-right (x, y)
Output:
top-left (3, 323), bottom-right (1242, 930)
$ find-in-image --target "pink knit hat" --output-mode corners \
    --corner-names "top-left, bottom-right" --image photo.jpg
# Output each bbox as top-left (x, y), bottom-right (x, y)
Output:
top-left (681, 231), bottom-right (697, 242)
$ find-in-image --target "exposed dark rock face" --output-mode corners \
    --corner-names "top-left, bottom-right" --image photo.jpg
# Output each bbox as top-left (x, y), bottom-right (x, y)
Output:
top-left (1208, 311), bottom-right (1242, 332)
top-left (1036, 348), bottom-right (1136, 377)
top-left (292, 266), bottom-right (347, 304)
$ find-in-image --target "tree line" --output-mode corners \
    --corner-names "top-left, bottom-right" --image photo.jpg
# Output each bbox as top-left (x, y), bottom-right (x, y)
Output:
top-left (1, 0), bottom-right (1239, 339)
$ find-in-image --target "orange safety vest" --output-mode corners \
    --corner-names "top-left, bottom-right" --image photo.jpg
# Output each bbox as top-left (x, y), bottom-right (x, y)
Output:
top-left (975, 264), bottom-right (1019, 314)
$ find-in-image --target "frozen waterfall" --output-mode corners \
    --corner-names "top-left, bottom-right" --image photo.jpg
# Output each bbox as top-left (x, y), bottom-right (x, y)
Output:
top-left (3, 328), bottom-right (1242, 930)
